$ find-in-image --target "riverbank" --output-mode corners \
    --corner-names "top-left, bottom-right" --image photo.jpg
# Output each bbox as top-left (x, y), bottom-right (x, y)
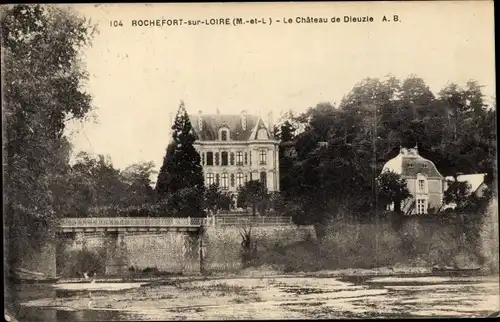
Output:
top-left (56, 265), bottom-right (491, 284)
top-left (17, 272), bottom-right (500, 320)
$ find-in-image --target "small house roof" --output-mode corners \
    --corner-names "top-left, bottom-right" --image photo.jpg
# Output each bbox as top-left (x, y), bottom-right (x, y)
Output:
top-left (445, 173), bottom-right (487, 193)
top-left (381, 147), bottom-right (443, 179)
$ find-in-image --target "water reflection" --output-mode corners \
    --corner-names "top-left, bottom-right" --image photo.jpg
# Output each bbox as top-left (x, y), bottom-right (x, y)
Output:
top-left (16, 306), bottom-right (135, 322)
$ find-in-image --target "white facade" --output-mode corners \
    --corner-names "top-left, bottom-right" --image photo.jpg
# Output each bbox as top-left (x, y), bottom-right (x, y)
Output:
top-left (188, 112), bottom-right (280, 194)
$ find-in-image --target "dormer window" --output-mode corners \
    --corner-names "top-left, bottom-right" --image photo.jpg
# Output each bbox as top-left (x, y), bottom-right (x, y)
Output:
top-left (219, 128), bottom-right (230, 141)
top-left (408, 162), bottom-right (413, 168)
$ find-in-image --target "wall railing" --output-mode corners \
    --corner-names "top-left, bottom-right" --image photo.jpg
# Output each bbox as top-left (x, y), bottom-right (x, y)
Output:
top-left (60, 216), bottom-right (294, 228)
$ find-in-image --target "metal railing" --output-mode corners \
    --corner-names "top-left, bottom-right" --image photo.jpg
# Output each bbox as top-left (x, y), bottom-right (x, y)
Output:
top-left (59, 216), bottom-right (293, 228)
top-left (60, 217), bottom-right (198, 228)
top-left (212, 215), bottom-right (293, 226)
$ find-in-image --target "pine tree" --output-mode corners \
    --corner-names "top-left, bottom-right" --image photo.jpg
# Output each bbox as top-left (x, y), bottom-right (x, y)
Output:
top-left (155, 101), bottom-right (205, 217)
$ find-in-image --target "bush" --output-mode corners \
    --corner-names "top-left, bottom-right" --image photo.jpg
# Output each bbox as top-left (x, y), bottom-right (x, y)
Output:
top-left (59, 248), bottom-right (107, 277)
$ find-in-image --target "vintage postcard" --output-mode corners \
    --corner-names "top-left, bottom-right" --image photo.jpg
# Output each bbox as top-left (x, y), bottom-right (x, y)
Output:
top-left (2, 1), bottom-right (498, 321)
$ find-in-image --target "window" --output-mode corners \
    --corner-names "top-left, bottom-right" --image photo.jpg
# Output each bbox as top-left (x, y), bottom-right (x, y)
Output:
top-left (423, 163), bottom-right (428, 168)
top-left (244, 152), bottom-right (248, 165)
top-left (221, 130), bottom-right (228, 141)
top-left (215, 152), bottom-right (220, 166)
top-left (206, 152), bottom-right (214, 166)
top-left (260, 171), bottom-right (267, 187)
top-left (215, 174), bottom-right (220, 186)
top-left (237, 172), bottom-right (244, 187)
top-left (230, 174), bottom-right (235, 187)
top-left (236, 151), bottom-right (243, 165)
top-left (418, 179), bottom-right (425, 192)
top-left (221, 151), bottom-right (228, 166)
top-left (417, 199), bottom-right (426, 214)
top-left (230, 152), bottom-right (235, 165)
top-left (221, 173), bottom-right (229, 190)
top-left (259, 150), bottom-right (267, 165)
top-left (206, 173), bottom-right (214, 186)
top-left (408, 162), bottom-right (413, 168)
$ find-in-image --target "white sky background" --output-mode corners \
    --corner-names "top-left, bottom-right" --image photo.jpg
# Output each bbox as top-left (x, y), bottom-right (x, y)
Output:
top-left (65, 1), bottom-right (496, 176)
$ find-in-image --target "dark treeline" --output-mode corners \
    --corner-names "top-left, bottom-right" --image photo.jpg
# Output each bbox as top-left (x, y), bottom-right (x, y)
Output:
top-left (274, 76), bottom-right (496, 226)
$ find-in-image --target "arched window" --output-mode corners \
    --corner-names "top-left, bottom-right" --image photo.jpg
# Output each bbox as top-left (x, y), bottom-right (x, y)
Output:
top-left (236, 172), bottom-right (244, 187)
top-left (221, 173), bottom-right (229, 190)
top-left (206, 173), bottom-right (214, 186)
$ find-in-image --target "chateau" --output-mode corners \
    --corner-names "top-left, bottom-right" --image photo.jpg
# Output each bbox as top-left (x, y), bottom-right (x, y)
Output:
top-left (188, 110), bottom-right (280, 198)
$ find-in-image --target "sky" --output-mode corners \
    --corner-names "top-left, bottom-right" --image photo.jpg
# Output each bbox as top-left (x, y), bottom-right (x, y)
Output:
top-left (65, 1), bottom-right (496, 176)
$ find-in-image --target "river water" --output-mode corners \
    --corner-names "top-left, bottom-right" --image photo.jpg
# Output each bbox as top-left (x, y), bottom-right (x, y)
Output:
top-left (10, 274), bottom-right (500, 321)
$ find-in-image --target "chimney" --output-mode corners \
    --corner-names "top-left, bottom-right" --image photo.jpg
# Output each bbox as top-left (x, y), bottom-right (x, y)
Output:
top-left (240, 110), bottom-right (247, 130)
top-left (198, 110), bottom-right (203, 131)
top-left (267, 111), bottom-right (274, 134)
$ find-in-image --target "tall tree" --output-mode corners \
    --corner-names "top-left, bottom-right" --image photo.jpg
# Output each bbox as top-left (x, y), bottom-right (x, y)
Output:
top-left (2, 3), bottom-right (96, 308)
top-left (155, 101), bottom-right (205, 217)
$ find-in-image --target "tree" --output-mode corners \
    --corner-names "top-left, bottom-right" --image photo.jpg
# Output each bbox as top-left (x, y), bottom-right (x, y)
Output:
top-left (2, 4), bottom-right (96, 310)
top-left (2, 5), bottom-right (96, 249)
top-left (376, 170), bottom-right (411, 213)
top-left (444, 180), bottom-right (471, 209)
top-left (155, 101), bottom-right (205, 217)
top-left (237, 180), bottom-right (269, 216)
top-left (121, 161), bottom-right (156, 206)
top-left (204, 184), bottom-right (233, 217)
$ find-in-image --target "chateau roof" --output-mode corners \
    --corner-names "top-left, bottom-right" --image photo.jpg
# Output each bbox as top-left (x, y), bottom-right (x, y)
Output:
top-left (188, 113), bottom-right (271, 141)
top-left (381, 147), bottom-right (443, 179)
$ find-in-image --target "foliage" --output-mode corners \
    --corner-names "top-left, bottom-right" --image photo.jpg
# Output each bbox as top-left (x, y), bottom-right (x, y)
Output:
top-left (444, 180), bottom-right (472, 209)
top-left (377, 170), bottom-right (411, 212)
top-left (67, 152), bottom-right (156, 216)
top-left (155, 101), bottom-right (205, 217)
top-left (204, 184), bottom-right (234, 216)
top-left (237, 180), bottom-right (270, 216)
top-left (2, 4), bottom-right (96, 269)
top-left (278, 75), bottom-right (496, 228)
top-left (59, 248), bottom-right (107, 278)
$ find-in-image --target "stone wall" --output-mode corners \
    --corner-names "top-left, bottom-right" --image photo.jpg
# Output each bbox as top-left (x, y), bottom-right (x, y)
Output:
top-left (202, 225), bottom-right (315, 272)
